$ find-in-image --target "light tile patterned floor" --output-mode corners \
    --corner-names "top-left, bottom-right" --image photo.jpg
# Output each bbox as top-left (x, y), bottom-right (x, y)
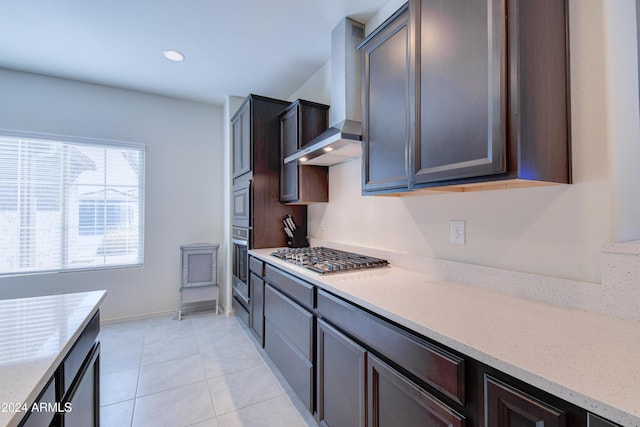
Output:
top-left (99, 310), bottom-right (317, 427)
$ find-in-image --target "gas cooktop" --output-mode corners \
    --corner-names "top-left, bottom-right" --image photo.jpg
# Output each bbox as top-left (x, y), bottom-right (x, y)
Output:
top-left (271, 247), bottom-right (389, 274)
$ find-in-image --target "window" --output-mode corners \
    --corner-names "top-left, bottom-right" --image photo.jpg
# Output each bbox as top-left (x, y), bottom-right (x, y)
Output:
top-left (0, 131), bottom-right (145, 276)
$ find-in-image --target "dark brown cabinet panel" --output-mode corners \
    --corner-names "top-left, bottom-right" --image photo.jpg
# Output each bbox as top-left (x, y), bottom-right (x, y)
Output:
top-left (264, 263), bottom-right (314, 310)
top-left (280, 99), bottom-right (330, 204)
top-left (20, 378), bottom-right (56, 427)
top-left (359, 0), bottom-right (571, 194)
top-left (249, 272), bottom-right (265, 346)
top-left (505, 0), bottom-right (571, 184)
top-left (484, 375), bottom-right (566, 427)
top-left (360, 4), bottom-right (411, 193)
top-left (62, 343), bottom-right (100, 427)
top-left (232, 102), bottom-right (251, 179)
top-left (368, 354), bottom-right (465, 427)
top-left (230, 94), bottom-right (307, 249)
top-left (317, 319), bottom-right (366, 427)
top-left (412, 0), bottom-right (506, 184)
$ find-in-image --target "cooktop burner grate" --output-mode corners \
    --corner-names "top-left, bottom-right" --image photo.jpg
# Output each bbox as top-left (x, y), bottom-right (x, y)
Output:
top-left (271, 247), bottom-right (389, 274)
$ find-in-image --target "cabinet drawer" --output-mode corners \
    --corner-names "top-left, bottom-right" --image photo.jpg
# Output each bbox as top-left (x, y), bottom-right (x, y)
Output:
top-left (249, 256), bottom-right (264, 276)
top-left (368, 353), bottom-right (465, 427)
top-left (265, 264), bottom-right (314, 310)
top-left (317, 290), bottom-right (465, 405)
top-left (264, 284), bottom-right (314, 360)
top-left (588, 413), bottom-right (620, 427)
top-left (264, 319), bottom-right (313, 411)
top-left (63, 310), bottom-right (100, 394)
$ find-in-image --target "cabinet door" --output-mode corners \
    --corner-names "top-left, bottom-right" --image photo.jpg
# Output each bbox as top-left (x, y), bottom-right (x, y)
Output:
top-left (62, 343), bottom-right (100, 427)
top-left (280, 104), bottom-right (299, 202)
top-left (368, 354), bottom-right (465, 427)
top-left (361, 5), bottom-right (410, 193)
top-left (250, 272), bottom-right (265, 346)
top-left (411, 0), bottom-right (506, 185)
top-left (317, 319), bottom-right (366, 427)
top-left (232, 102), bottom-right (251, 178)
top-left (485, 375), bottom-right (566, 427)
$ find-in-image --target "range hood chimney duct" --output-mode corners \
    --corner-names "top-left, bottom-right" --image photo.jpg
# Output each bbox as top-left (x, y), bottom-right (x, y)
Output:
top-left (285, 17), bottom-right (365, 166)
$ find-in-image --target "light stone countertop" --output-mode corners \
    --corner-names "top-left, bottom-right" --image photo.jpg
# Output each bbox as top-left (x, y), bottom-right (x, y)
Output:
top-left (0, 291), bottom-right (106, 427)
top-left (250, 248), bottom-right (640, 427)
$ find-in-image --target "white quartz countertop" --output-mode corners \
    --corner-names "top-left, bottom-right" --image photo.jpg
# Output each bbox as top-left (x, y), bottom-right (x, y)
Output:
top-left (250, 249), bottom-right (640, 427)
top-left (0, 291), bottom-right (106, 427)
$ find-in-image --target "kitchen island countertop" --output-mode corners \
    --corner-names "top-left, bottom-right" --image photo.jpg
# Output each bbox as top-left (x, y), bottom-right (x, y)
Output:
top-left (0, 291), bottom-right (106, 427)
top-left (250, 248), bottom-right (640, 427)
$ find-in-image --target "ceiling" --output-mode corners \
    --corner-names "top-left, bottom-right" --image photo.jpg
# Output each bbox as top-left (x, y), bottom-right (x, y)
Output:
top-left (0, 0), bottom-right (390, 106)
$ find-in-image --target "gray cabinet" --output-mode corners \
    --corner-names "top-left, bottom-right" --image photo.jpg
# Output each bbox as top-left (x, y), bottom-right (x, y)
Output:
top-left (179, 243), bottom-right (219, 320)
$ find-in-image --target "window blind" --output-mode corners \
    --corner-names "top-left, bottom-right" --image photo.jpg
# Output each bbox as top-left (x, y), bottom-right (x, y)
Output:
top-left (0, 132), bottom-right (145, 276)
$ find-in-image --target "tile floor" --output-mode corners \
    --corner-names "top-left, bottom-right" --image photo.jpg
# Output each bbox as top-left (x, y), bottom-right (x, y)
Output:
top-left (99, 309), bottom-right (317, 427)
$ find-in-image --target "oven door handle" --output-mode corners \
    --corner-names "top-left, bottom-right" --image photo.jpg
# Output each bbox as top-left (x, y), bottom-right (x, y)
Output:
top-left (232, 238), bottom-right (248, 246)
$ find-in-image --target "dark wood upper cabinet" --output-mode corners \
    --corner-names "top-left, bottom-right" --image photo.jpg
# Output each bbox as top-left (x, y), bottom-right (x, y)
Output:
top-left (360, 4), bottom-right (411, 194)
top-left (232, 101), bottom-right (251, 179)
top-left (359, 0), bottom-right (571, 194)
top-left (411, 0), bottom-right (506, 185)
top-left (230, 94), bottom-right (306, 248)
top-left (280, 99), bottom-right (330, 204)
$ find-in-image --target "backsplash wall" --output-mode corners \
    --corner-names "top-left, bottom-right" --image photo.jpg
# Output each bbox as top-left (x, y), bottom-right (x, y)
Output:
top-left (294, 0), bottom-right (640, 284)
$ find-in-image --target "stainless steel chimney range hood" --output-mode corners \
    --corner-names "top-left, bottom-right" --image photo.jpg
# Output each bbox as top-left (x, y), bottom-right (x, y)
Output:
top-left (285, 17), bottom-right (365, 167)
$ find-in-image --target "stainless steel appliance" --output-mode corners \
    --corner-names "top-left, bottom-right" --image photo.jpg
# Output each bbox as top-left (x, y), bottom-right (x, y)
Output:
top-left (231, 227), bottom-right (250, 315)
top-left (271, 247), bottom-right (388, 274)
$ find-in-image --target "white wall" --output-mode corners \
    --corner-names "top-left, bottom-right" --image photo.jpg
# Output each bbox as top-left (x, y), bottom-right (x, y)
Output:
top-left (298, 0), bottom-right (639, 284)
top-left (0, 69), bottom-right (224, 322)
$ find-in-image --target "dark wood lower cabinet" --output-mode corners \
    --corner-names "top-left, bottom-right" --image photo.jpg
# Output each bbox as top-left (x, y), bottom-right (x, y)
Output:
top-left (368, 354), bottom-right (465, 427)
top-left (317, 319), bottom-right (366, 427)
top-left (252, 260), bottom-right (622, 427)
top-left (484, 375), bottom-right (566, 427)
top-left (19, 313), bottom-right (100, 427)
top-left (249, 272), bottom-right (265, 346)
top-left (61, 342), bottom-right (100, 427)
top-left (263, 284), bottom-right (314, 411)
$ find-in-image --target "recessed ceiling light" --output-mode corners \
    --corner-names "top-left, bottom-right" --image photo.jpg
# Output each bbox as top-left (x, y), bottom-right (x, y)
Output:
top-left (163, 49), bottom-right (184, 62)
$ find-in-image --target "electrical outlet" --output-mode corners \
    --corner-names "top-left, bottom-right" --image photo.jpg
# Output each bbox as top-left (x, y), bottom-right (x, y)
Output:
top-left (450, 220), bottom-right (466, 245)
